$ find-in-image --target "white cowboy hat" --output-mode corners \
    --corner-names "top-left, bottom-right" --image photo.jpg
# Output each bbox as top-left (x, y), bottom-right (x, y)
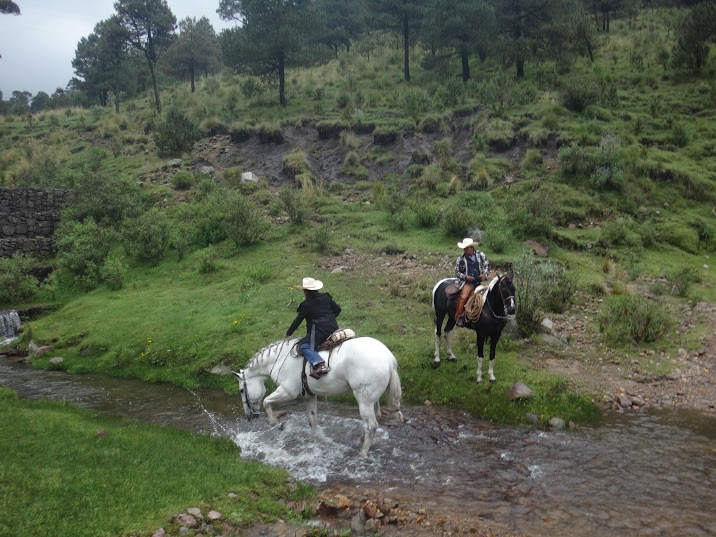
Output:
top-left (457, 237), bottom-right (479, 249)
top-left (298, 277), bottom-right (323, 290)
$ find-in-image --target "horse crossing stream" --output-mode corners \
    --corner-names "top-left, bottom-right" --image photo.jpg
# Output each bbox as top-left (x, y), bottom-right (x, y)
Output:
top-left (1, 357), bottom-right (714, 536)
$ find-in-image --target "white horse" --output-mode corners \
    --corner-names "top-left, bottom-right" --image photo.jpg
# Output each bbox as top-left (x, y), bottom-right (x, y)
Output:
top-left (234, 337), bottom-right (403, 458)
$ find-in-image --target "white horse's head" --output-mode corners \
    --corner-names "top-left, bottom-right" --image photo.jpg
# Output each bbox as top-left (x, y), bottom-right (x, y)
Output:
top-left (233, 369), bottom-right (266, 421)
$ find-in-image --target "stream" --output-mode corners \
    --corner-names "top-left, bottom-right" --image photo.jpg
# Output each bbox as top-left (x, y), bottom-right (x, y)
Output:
top-left (1, 357), bottom-right (714, 536)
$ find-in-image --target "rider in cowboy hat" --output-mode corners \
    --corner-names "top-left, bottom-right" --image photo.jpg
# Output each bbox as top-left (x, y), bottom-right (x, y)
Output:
top-left (285, 277), bottom-right (341, 379)
top-left (454, 238), bottom-right (490, 326)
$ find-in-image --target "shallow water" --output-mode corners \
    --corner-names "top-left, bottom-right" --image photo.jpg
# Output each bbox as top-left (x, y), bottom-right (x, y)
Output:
top-left (1, 358), bottom-right (714, 536)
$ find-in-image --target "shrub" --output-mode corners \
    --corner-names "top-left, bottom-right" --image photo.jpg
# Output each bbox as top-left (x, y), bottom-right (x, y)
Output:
top-left (63, 170), bottom-right (144, 229)
top-left (198, 246), bottom-right (218, 274)
top-left (222, 191), bottom-right (270, 247)
top-left (411, 198), bottom-right (439, 228)
top-left (387, 209), bottom-right (410, 231)
top-left (441, 204), bottom-right (468, 237)
top-left (669, 266), bottom-right (701, 298)
top-left (590, 134), bottom-right (624, 191)
top-left (171, 170), bottom-right (194, 190)
top-left (562, 77), bottom-right (600, 112)
top-left (154, 107), bottom-right (201, 158)
top-left (597, 294), bottom-right (675, 346)
top-left (0, 254), bottom-right (39, 304)
top-left (278, 186), bottom-right (309, 224)
top-left (122, 208), bottom-right (171, 265)
top-left (100, 255), bottom-right (127, 290)
top-left (541, 262), bottom-right (578, 314)
top-left (512, 252), bottom-right (577, 335)
top-left (558, 143), bottom-right (593, 181)
top-left (483, 226), bottom-right (511, 254)
top-left (241, 77), bottom-right (262, 98)
top-left (312, 225), bottom-right (331, 252)
top-left (598, 217), bottom-right (643, 249)
top-left (56, 220), bottom-right (116, 290)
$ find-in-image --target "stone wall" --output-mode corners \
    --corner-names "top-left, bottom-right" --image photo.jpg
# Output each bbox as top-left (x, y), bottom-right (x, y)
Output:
top-left (0, 187), bottom-right (69, 258)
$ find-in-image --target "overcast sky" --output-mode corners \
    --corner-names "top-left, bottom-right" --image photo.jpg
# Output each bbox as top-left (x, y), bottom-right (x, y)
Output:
top-left (0, 0), bottom-right (233, 98)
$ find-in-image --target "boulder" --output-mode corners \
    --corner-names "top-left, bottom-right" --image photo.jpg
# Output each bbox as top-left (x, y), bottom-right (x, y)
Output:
top-left (508, 382), bottom-right (535, 401)
top-left (524, 240), bottom-right (548, 257)
top-left (240, 172), bottom-right (259, 183)
top-left (549, 417), bottom-right (566, 430)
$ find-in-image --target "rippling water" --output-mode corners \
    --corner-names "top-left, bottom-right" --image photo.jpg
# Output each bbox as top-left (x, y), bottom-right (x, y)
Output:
top-left (1, 358), bottom-right (714, 536)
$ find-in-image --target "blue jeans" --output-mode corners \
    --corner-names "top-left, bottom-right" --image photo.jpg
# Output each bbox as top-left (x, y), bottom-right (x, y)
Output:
top-left (300, 343), bottom-right (323, 366)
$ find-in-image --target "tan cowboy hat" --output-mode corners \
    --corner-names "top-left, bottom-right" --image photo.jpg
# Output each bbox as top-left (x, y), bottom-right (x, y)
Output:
top-left (457, 237), bottom-right (479, 249)
top-left (298, 277), bottom-right (323, 290)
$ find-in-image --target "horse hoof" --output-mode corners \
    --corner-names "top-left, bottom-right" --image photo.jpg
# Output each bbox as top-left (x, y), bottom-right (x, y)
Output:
top-left (476, 379), bottom-right (482, 384)
top-left (431, 361), bottom-right (441, 369)
top-left (490, 379), bottom-right (496, 384)
top-left (448, 357), bottom-right (457, 363)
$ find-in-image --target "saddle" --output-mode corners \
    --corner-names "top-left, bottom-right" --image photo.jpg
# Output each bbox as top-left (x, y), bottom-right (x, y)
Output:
top-left (445, 283), bottom-right (487, 322)
top-left (316, 328), bottom-right (356, 351)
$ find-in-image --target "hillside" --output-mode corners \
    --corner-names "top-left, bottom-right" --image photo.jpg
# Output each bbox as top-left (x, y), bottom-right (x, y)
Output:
top-left (1, 8), bottom-right (715, 425)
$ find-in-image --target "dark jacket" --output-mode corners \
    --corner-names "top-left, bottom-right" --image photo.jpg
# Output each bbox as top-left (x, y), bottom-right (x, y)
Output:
top-left (286, 292), bottom-right (341, 347)
top-left (454, 250), bottom-right (490, 290)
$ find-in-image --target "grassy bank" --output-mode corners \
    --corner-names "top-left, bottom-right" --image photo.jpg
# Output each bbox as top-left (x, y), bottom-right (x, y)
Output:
top-left (0, 387), bottom-right (312, 537)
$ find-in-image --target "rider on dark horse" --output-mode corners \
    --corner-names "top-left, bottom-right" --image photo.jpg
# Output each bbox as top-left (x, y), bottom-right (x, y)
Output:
top-left (454, 238), bottom-right (490, 326)
top-left (285, 277), bottom-right (341, 379)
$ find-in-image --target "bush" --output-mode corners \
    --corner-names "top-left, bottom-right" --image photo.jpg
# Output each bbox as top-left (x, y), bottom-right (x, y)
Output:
top-left (0, 254), bottom-right (39, 304)
top-left (122, 209), bottom-right (171, 265)
top-left (222, 191), bottom-right (270, 247)
top-left (171, 170), bottom-right (194, 190)
top-left (198, 246), bottom-right (218, 274)
top-left (483, 226), bottom-right (511, 254)
top-left (311, 225), bottom-right (331, 252)
top-left (512, 251), bottom-right (577, 335)
top-left (411, 198), bottom-right (439, 228)
top-left (154, 107), bottom-right (201, 158)
top-left (562, 77), bottom-right (600, 112)
top-left (598, 217), bottom-right (643, 249)
top-left (597, 294), bottom-right (675, 346)
top-left (558, 143), bottom-right (593, 181)
top-left (441, 204), bottom-right (468, 237)
top-left (590, 134), bottom-right (624, 191)
top-left (100, 255), bottom-right (127, 290)
top-left (278, 187), bottom-right (309, 224)
top-left (56, 220), bottom-right (116, 290)
top-left (63, 170), bottom-right (144, 229)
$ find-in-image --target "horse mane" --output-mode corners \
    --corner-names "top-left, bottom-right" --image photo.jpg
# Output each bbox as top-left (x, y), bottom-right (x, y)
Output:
top-left (246, 339), bottom-right (296, 369)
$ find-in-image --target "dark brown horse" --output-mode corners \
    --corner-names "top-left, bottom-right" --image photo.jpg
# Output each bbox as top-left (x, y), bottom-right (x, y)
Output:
top-left (431, 274), bottom-right (516, 383)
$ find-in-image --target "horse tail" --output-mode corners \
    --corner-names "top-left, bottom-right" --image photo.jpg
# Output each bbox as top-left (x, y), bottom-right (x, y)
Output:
top-left (385, 357), bottom-right (404, 423)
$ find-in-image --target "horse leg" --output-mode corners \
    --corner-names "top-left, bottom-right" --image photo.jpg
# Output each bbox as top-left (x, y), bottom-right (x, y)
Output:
top-left (305, 396), bottom-right (318, 430)
top-left (357, 400), bottom-right (379, 458)
top-left (433, 311), bottom-right (445, 368)
top-left (488, 336), bottom-right (499, 383)
top-left (262, 386), bottom-right (295, 428)
top-left (476, 333), bottom-right (486, 384)
top-left (445, 327), bottom-right (458, 362)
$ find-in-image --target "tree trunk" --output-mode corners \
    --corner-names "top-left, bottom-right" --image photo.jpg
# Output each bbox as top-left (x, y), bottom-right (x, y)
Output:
top-left (516, 57), bottom-right (525, 78)
top-left (278, 53), bottom-right (286, 107)
top-left (460, 47), bottom-right (470, 82)
top-left (403, 16), bottom-right (410, 82)
top-left (190, 65), bottom-right (195, 93)
top-left (148, 61), bottom-right (161, 112)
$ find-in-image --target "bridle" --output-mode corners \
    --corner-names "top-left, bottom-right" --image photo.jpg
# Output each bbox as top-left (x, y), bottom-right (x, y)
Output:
top-left (485, 275), bottom-right (516, 321)
top-left (237, 372), bottom-right (262, 421)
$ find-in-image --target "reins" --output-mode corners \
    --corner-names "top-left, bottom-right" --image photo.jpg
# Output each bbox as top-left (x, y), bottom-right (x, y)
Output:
top-left (484, 276), bottom-right (515, 321)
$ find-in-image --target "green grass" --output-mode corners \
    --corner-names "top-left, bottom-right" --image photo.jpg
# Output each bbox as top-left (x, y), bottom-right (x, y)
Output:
top-left (0, 387), bottom-right (312, 537)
